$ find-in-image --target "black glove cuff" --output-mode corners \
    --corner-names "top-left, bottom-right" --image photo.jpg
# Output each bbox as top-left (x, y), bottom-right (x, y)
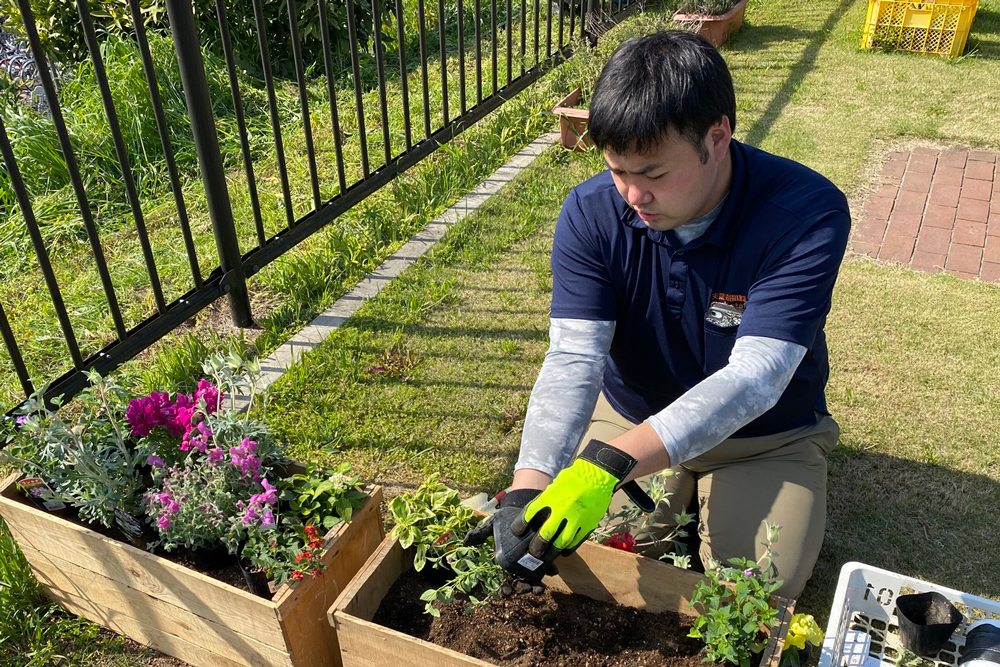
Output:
top-left (500, 488), bottom-right (541, 509)
top-left (578, 439), bottom-right (637, 481)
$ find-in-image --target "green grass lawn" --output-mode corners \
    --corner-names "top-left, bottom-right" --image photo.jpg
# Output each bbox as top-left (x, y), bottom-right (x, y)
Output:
top-left (5, 0), bottom-right (1000, 664)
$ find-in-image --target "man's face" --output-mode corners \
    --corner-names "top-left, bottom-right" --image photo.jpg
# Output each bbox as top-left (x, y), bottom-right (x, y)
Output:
top-left (604, 117), bottom-right (733, 232)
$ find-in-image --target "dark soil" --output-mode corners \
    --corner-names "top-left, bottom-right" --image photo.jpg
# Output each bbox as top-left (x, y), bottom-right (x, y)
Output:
top-left (373, 569), bottom-right (708, 667)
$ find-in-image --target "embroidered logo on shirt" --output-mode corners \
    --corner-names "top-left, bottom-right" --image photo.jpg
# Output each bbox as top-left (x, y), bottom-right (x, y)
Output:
top-left (706, 295), bottom-right (745, 328)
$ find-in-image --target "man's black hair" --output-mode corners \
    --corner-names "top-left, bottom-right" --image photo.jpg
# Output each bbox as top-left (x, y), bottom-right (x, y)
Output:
top-left (588, 30), bottom-right (736, 162)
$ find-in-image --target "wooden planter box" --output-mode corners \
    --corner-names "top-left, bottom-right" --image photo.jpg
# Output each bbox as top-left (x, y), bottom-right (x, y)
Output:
top-left (672, 0), bottom-right (750, 46)
top-left (552, 88), bottom-right (593, 152)
top-left (330, 530), bottom-right (795, 667)
top-left (0, 472), bottom-right (384, 667)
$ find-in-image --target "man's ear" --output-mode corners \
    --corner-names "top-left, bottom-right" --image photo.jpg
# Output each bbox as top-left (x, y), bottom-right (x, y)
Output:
top-left (706, 115), bottom-right (733, 162)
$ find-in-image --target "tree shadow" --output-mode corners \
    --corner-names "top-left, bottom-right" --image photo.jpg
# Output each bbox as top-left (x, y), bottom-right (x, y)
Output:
top-left (967, 8), bottom-right (1000, 60)
top-left (801, 446), bottom-right (1000, 624)
top-left (738, 0), bottom-right (856, 148)
top-left (728, 23), bottom-right (818, 53)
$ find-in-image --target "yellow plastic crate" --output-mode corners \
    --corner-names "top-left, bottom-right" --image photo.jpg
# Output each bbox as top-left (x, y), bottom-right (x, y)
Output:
top-left (862, 0), bottom-right (979, 58)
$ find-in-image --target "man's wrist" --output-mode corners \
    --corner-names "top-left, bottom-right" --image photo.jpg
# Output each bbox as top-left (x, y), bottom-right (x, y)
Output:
top-left (511, 468), bottom-right (552, 491)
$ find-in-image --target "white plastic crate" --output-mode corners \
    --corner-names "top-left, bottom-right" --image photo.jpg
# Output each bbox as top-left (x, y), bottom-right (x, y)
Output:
top-left (819, 562), bottom-right (1000, 667)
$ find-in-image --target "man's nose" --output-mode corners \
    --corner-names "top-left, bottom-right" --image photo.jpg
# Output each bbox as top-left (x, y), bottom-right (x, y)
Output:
top-left (628, 184), bottom-right (652, 207)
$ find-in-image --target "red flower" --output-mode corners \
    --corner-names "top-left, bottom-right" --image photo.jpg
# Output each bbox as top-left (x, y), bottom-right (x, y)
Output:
top-left (604, 532), bottom-right (637, 553)
top-left (433, 531), bottom-right (455, 547)
top-left (291, 570), bottom-right (304, 581)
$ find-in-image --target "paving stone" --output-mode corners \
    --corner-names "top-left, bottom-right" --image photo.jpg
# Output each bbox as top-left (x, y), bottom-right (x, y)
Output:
top-left (850, 240), bottom-right (880, 258)
top-left (908, 154), bottom-right (938, 174)
top-left (951, 270), bottom-right (980, 280)
top-left (874, 183), bottom-right (898, 199)
top-left (915, 226), bottom-right (952, 254)
top-left (928, 184), bottom-right (961, 208)
top-left (887, 211), bottom-right (922, 236)
top-left (934, 166), bottom-right (965, 187)
top-left (958, 198), bottom-right (990, 223)
top-left (985, 236), bottom-right (1000, 264)
top-left (937, 151), bottom-right (968, 169)
top-left (901, 171), bottom-right (932, 193)
top-left (953, 219), bottom-right (987, 246)
top-left (864, 196), bottom-right (895, 221)
top-left (853, 217), bottom-right (888, 245)
top-left (912, 147), bottom-right (940, 156)
top-left (881, 161), bottom-right (907, 179)
top-left (981, 261), bottom-right (1000, 283)
top-left (922, 204), bottom-right (956, 229)
top-left (878, 234), bottom-right (915, 263)
top-left (968, 151), bottom-right (997, 163)
top-left (990, 213), bottom-right (1000, 236)
top-left (962, 178), bottom-right (993, 201)
top-left (945, 244), bottom-right (983, 274)
top-left (910, 251), bottom-right (946, 273)
top-left (894, 189), bottom-right (927, 214)
top-left (965, 160), bottom-right (996, 182)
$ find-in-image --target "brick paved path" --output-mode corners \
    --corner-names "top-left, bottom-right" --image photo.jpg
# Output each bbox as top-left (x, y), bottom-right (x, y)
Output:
top-left (851, 146), bottom-right (1000, 283)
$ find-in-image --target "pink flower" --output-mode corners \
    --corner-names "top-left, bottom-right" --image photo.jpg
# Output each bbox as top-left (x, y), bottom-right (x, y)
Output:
top-left (126, 392), bottom-right (171, 437)
top-left (182, 421), bottom-right (212, 453)
top-left (207, 447), bottom-right (225, 465)
top-left (194, 379), bottom-right (223, 413)
top-left (251, 478), bottom-right (278, 506)
top-left (261, 508), bottom-right (275, 528)
top-left (166, 500), bottom-right (180, 514)
top-left (146, 454), bottom-right (165, 468)
top-left (743, 568), bottom-right (755, 577)
top-left (155, 492), bottom-right (173, 504)
top-left (157, 516), bottom-right (172, 529)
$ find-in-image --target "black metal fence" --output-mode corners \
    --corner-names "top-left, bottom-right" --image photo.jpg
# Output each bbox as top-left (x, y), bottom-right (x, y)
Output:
top-left (0, 0), bottom-right (638, 413)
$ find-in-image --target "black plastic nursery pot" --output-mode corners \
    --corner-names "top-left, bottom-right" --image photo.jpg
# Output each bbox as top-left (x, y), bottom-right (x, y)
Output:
top-left (961, 621), bottom-right (1000, 665)
top-left (896, 591), bottom-right (962, 657)
top-left (238, 557), bottom-right (274, 599)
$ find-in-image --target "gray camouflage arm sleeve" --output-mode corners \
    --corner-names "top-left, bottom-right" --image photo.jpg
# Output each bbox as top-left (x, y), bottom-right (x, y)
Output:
top-left (646, 336), bottom-right (806, 466)
top-left (514, 318), bottom-right (615, 477)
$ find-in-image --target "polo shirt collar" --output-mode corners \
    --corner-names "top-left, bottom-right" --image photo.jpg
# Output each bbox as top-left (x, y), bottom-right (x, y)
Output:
top-left (617, 138), bottom-right (749, 251)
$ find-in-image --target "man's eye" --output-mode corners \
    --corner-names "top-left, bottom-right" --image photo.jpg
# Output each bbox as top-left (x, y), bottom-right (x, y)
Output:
top-left (648, 173), bottom-right (665, 180)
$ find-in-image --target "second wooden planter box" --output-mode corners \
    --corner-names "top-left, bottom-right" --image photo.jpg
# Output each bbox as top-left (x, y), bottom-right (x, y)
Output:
top-left (0, 473), bottom-right (385, 667)
top-left (330, 530), bottom-right (795, 667)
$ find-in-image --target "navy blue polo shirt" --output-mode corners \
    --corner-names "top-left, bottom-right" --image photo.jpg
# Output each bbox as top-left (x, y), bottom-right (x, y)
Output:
top-left (550, 139), bottom-right (851, 438)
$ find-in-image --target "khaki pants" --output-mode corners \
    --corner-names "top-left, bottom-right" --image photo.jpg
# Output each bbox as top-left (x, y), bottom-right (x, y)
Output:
top-left (580, 393), bottom-right (839, 599)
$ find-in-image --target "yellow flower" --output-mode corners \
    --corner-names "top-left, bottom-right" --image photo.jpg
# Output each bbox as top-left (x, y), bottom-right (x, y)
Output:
top-left (785, 613), bottom-right (825, 653)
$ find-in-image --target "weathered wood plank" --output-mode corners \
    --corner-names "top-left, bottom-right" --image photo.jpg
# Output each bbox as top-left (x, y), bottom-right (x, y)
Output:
top-left (337, 616), bottom-right (490, 667)
top-left (20, 544), bottom-right (293, 667)
top-left (0, 485), bottom-right (283, 647)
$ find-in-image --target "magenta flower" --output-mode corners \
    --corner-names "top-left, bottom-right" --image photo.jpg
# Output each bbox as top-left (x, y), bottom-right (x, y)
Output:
top-left (207, 447), bottom-right (225, 465)
top-left (126, 392), bottom-right (171, 437)
top-left (261, 508), bottom-right (275, 528)
top-left (166, 500), bottom-right (181, 514)
top-left (743, 568), bottom-right (755, 577)
top-left (251, 478), bottom-right (278, 506)
top-left (146, 454), bottom-right (165, 468)
top-left (155, 492), bottom-right (173, 504)
top-left (194, 379), bottom-right (223, 413)
top-left (157, 516), bottom-right (172, 530)
top-left (182, 421), bottom-right (213, 453)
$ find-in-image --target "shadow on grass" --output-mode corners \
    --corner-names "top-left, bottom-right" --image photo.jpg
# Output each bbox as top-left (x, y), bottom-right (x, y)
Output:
top-left (803, 446), bottom-right (1000, 622)
top-left (739, 0), bottom-right (856, 147)
top-left (968, 8), bottom-right (1000, 60)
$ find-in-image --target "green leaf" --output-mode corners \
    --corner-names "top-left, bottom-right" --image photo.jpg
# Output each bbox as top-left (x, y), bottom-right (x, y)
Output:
top-left (419, 589), bottom-right (438, 602)
top-left (414, 544), bottom-right (428, 572)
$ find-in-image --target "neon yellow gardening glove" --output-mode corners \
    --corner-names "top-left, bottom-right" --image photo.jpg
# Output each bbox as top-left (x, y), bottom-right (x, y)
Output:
top-left (510, 440), bottom-right (653, 563)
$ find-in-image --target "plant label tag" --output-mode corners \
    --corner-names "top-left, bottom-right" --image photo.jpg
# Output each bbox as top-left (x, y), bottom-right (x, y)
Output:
top-left (517, 553), bottom-right (545, 571)
top-left (18, 478), bottom-right (67, 511)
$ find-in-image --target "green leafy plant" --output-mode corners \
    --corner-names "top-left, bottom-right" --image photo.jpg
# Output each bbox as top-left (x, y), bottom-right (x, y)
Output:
top-left (389, 475), bottom-right (507, 616)
top-left (284, 463), bottom-right (368, 530)
top-left (589, 470), bottom-right (695, 568)
top-left (688, 521), bottom-right (783, 667)
top-left (241, 522), bottom-right (327, 587)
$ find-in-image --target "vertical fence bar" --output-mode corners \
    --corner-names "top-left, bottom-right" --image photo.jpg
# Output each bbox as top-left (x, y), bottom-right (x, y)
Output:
top-left (0, 301), bottom-right (32, 398)
top-left (569, 0), bottom-right (576, 45)
top-left (77, 0), bottom-right (166, 314)
top-left (15, 0), bottom-right (126, 340)
top-left (506, 0), bottom-right (512, 85)
top-left (533, 0), bottom-right (540, 66)
top-left (346, 0), bottom-right (371, 176)
top-left (129, 0), bottom-right (204, 284)
top-left (520, 0), bottom-right (526, 74)
top-left (415, 0), bottom-right (431, 137)
top-left (212, 0), bottom-right (266, 248)
top-left (373, 0), bottom-right (392, 165)
top-left (394, 0), bottom-right (413, 151)
top-left (318, 0), bottom-right (348, 193)
top-left (474, 0), bottom-right (482, 104)
top-left (438, 0), bottom-right (449, 126)
top-left (287, 0), bottom-right (321, 212)
top-left (251, 0), bottom-right (295, 228)
top-left (0, 115), bottom-right (82, 370)
top-left (457, 0), bottom-right (466, 114)
top-left (545, 0), bottom-right (552, 57)
top-left (490, 0), bottom-right (497, 95)
top-left (165, 0), bottom-right (253, 327)
top-left (557, 0), bottom-right (564, 51)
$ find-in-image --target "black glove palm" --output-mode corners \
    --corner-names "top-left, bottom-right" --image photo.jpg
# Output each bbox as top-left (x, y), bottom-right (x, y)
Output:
top-left (463, 488), bottom-right (557, 584)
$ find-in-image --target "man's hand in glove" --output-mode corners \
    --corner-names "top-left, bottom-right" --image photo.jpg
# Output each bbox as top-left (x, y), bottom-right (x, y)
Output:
top-left (511, 439), bottom-right (654, 562)
top-left (462, 488), bottom-right (558, 585)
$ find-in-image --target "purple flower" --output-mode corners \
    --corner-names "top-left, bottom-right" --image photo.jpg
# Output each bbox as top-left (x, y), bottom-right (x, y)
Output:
top-left (157, 516), bottom-right (172, 529)
top-left (155, 492), bottom-right (173, 504)
top-left (242, 506), bottom-right (260, 525)
top-left (207, 447), bottom-right (225, 465)
top-left (743, 568), bottom-right (755, 577)
top-left (182, 421), bottom-right (213, 453)
top-left (166, 500), bottom-right (181, 514)
top-left (261, 508), bottom-right (275, 528)
top-left (251, 478), bottom-right (278, 506)
top-left (146, 454), bottom-right (165, 468)
top-left (15, 415), bottom-right (27, 425)
top-left (127, 392), bottom-right (171, 437)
